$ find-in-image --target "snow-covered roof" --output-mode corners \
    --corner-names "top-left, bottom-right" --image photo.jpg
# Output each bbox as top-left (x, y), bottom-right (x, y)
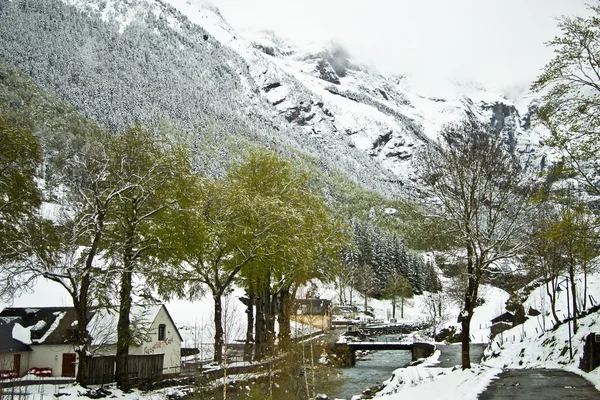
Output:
top-left (0, 307), bottom-right (75, 346)
top-left (0, 304), bottom-right (178, 347)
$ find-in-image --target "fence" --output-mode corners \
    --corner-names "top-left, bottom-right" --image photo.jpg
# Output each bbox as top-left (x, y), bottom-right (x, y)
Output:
top-left (128, 354), bottom-right (164, 384)
top-left (81, 354), bottom-right (164, 386)
top-left (83, 356), bottom-right (116, 386)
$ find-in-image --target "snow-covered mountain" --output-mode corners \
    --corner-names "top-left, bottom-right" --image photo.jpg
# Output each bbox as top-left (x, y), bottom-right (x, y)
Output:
top-left (0, 0), bottom-right (544, 199)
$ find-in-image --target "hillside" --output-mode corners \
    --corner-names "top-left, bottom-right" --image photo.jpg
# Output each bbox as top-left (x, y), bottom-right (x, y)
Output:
top-left (0, 0), bottom-right (544, 200)
top-left (374, 270), bottom-right (600, 399)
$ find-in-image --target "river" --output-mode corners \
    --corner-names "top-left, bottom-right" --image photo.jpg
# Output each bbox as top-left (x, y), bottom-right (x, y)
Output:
top-left (329, 335), bottom-right (412, 400)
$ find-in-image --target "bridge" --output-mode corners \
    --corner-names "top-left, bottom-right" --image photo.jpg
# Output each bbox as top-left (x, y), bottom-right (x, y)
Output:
top-left (331, 340), bottom-right (435, 366)
top-left (346, 341), bottom-right (415, 351)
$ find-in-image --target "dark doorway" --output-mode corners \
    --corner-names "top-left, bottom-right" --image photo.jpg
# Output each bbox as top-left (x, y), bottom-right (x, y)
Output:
top-left (13, 354), bottom-right (21, 377)
top-left (61, 353), bottom-right (76, 377)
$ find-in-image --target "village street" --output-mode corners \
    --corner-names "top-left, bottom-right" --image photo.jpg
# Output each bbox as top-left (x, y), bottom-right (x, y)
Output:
top-left (477, 369), bottom-right (599, 399)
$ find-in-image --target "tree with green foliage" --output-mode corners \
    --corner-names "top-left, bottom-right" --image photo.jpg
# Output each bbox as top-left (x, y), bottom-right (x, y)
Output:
top-left (236, 151), bottom-right (346, 361)
top-left (0, 118), bottom-right (42, 264)
top-left (532, 4), bottom-right (600, 195)
top-left (418, 119), bottom-right (535, 369)
top-left (101, 125), bottom-right (196, 389)
top-left (383, 273), bottom-right (413, 319)
top-left (179, 150), bottom-right (345, 364)
top-left (537, 202), bottom-right (597, 333)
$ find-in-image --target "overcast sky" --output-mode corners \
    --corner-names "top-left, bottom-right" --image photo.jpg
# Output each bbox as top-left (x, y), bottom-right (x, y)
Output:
top-left (212, 0), bottom-right (591, 93)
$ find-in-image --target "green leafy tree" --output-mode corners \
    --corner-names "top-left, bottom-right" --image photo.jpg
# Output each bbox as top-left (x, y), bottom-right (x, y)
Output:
top-left (418, 119), bottom-right (535, 369)
top-left (0, 118), bottom-right (42, 264)
top-left (532, 5), bottom-right (600, 194)
top-left (177, 175), bottom-right (260, 364)
top-left (102, 125), bottom-right (196, 389)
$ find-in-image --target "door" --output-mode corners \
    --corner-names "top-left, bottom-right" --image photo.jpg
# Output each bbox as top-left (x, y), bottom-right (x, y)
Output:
top-left (13, 354), bottom-right (21, 377)
top-left (61, 353), bottom-right (76, 377)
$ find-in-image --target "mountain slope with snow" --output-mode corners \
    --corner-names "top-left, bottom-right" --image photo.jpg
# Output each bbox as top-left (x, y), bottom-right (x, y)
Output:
top-left (0, 0), bottom-right (544, 200)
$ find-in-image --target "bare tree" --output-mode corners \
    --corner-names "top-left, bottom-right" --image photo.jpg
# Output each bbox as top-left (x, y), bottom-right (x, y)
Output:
top-left (420, 292), bottom-right (451, 339)
top-left (418, 119), bottom-right (535, 368)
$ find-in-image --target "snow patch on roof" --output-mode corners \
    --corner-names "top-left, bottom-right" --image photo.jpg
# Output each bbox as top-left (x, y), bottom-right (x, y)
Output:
top-left (34, 311), bottom-right (66, 344)
top-left (12, 323), bottom-right (32, 345)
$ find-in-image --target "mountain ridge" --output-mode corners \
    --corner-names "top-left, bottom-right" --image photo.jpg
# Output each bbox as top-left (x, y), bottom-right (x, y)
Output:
top-left (0, 0), bottom-right (545, 200)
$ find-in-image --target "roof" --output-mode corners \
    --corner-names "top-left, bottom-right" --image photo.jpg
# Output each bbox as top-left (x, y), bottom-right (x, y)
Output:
top-left (294, 299), bottom-right (332, 316)
top-left (0, 304), bottom-right (182, 347)
top-left (332, 305), bottom-right (359, 313)
top-left (491, 311), bottom-right (515, 324)
top-left (0, 317), bottom-right (32, 352)
top-left (0, 307), bottom-right (77, 346)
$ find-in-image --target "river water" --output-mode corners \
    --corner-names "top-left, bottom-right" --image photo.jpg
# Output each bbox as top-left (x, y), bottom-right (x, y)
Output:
top-left (329, 336), bottom-right (412, 400)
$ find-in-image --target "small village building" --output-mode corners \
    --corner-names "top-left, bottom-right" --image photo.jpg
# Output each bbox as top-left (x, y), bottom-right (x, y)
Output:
top-left (490, 311), bottom-right (515, 337)
top-left (291, 299), bottom-right (332, 332)
top-left (0, 305), bottom-right (182, 379)
top-left (0, 316), bottom-right (32, 378)
top-left (331, 305), bottom-right (360, 320)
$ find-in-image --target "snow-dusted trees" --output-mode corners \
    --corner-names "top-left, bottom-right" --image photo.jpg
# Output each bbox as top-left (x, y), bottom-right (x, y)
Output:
top-left (340, 218), bottom-right (431, 304)
top-left (532, 4), bottom-right (600, 196)
top-left (0, 117), bottom-right (42, 265)
top-left (100, 125), bottom-right (196, 389)
top-left (529, 202), bottom-right (597, 333)
top-left (419, 119), bottom-right (535, 369)
top-left (1, 123), bottom-right (196, 386)
top-left (0, 123), bottom-right (118, 383)
top-left (383, 274), bottom-right (413, 319)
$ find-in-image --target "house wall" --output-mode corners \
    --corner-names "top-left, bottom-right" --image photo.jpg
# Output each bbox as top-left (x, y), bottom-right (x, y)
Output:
top-left (291, 315), bottom-right (332, 332)
top-left (29, 344), bottom-right (77, 377)
top-left (0, 352), bottom-right (30, 377)
top-left (130, 307), bottom-right (181, 374)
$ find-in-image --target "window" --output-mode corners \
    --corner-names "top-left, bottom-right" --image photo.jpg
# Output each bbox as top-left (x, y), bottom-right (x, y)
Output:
top-left (158, 324), bottom-right (166, 341)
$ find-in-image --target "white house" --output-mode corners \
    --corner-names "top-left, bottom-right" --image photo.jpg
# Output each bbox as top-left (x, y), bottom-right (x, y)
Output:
top-left (0, 305), bottom-right (182, 379)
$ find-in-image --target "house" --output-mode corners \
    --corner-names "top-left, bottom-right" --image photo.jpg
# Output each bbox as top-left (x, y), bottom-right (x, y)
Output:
top-left (0, 305), bottom-right (182, 379)
top-left (331, 305), bottom-right (360, 320)
top-left (491, 311), bottom-right (515, 325)
top-left (0, 315), bottom-right (32, 378)
top-left (490, 311), bottom-right (515, 337)
top-left (291, 299), bottom-right (332, 332)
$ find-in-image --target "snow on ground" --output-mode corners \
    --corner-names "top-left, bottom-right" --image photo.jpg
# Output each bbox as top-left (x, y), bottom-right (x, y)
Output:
top-left (319, 281), bottom-right (509, 343)
top-left (375, 350), bottom-right (502, 400)
top-left (374, 270), bottom-right (600, 399)
top-left (481, 272), bottom-right (600, 391)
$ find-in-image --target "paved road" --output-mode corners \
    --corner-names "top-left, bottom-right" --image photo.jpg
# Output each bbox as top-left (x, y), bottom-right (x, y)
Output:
top-left (435, 343), bottom-right (486, 367)
top-left (478, 369), bottom-right (599, 399)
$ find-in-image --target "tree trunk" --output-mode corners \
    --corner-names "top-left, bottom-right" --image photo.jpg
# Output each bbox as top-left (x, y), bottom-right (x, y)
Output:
top-left (213, 293), bottom-right (224, 363)
top-left (243, 289), bottom-right (254, 363)
top-left (265, 289), bottom-right (276, 356)
top-left (583, 261), bottom-right (588, 310)
top-left (546, 279), bottom-right (560, 326)
top-left (461, 245), bottom-right (477, 370)
top-left (568, 263), bottom-right (578, 334)
top-left (460, 312), bottom-right (472, 369)
top-left (391, 299), bottom-right (396, 319)
top-left (72, 269), bottom-right (91, 385)
top-left (115, 269), bottom-right (132, 389)
top-left (401, 296), bottom-right (405, 319)
top-left (277, 286), bottom-right (292, 352)
top-left (74, 296), bottom-right (90, 385)
top-left (254, 289), bottom-right (266, 361)
top-left (75, 211), bottom-right (105, 385)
